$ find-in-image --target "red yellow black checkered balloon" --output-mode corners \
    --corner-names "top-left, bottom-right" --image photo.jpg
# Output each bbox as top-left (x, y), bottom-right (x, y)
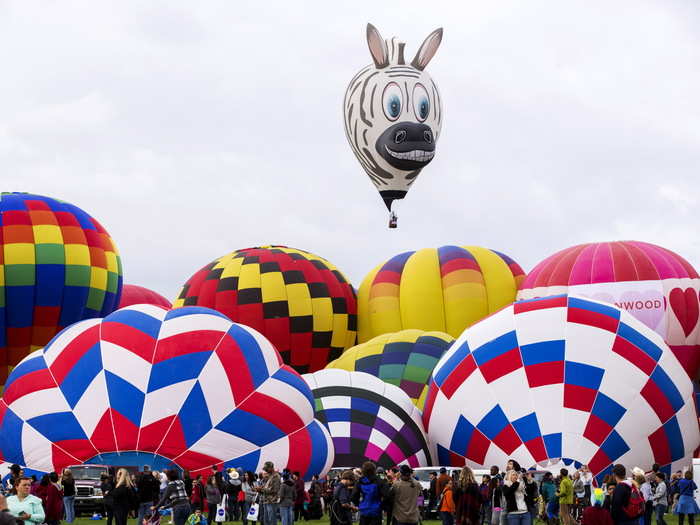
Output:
top-left (174, 246), bottom-right (357, 373)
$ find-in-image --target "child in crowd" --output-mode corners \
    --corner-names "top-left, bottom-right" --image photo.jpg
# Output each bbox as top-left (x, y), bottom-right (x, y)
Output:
top-left (185, 509), bottom-right (206, 525)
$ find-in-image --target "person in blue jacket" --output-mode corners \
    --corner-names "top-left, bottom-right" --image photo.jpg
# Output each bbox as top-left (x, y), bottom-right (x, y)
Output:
top-left (674, 471), bottom-right (700, 525)
top-left (352, 462), bottom-right (389, 525)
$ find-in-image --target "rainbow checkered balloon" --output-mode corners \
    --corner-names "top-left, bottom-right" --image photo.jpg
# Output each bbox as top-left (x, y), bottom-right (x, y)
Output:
top-left (0, 193), bottom-right (122, 385)
top-left (424, 294), bottom-right (700, 480)
top-left (0, 305), bottom-right (334, 478)
top-left (325, 329), bottom-right (454, 409)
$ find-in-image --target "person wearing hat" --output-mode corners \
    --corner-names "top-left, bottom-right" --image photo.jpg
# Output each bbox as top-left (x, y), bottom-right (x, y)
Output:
top-left (391, 465), bottom-right (421, 525)
top-left (227, 469), bottom-right (242, 521)
top-left (256, 462), bottom-right (281, 525)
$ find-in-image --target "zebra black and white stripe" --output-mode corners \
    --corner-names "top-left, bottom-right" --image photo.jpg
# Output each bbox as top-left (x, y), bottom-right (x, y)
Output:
top-left (343, 23), bottom-right (444, 209)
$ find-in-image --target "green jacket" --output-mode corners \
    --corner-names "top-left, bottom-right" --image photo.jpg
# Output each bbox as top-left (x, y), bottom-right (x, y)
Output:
top-left (558, 477), bottom-right (574, 504)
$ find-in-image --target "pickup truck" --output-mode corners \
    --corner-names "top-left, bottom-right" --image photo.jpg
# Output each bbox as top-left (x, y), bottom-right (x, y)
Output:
top-left (71, 464), bottom-right (110, 516)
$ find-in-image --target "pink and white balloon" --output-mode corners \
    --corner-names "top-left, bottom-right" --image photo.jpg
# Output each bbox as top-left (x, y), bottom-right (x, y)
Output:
top-left (518, 241), bottom-right (700, 378)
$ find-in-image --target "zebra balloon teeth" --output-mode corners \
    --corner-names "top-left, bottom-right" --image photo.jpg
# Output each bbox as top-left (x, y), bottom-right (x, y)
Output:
top-left (384, 146), bottom-right (435, 162)
top-left (344, 23), bottom-right (444, 228)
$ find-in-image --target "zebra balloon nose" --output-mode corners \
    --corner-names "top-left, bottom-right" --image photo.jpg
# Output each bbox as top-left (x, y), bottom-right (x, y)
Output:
top-left (375, 122), bottom-right (437, 170)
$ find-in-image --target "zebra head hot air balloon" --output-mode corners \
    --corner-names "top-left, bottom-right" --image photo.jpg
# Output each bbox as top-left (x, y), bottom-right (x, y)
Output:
top-left (344, 24), bottom-right (443, 228)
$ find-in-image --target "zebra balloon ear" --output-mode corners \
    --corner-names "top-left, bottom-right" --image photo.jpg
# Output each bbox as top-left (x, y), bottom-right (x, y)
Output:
top-left (366, 23), bottom-right (389, 69)
top-left (411, 27), bottom-right (443, 70)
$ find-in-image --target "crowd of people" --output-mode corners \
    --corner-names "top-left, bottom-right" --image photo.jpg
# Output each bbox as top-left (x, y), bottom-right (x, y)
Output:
top-left (0, 460), bottom-right (697, 525)
top-left (0, 462), bottom-right (324, 525)
top-left (418, 462), bottom-right (699, 525)
top-left (326, 460), bottom-right (700, 525)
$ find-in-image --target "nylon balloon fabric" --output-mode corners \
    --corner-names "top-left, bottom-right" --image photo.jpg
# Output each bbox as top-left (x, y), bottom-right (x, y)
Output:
top-left (343, 24), bottom-right (444, 216)
top-left (358, 246), bottom-right (524, 342)
top-left (119, 284), bottom-right (172, 309)
top-left (174, 246), bottom-right (357, 374)
top-left (303, 369), bottom-right (433, 469)
top-left (424, 294), bottom-right (700, 481)
top-left (0, 305), bottom-right (334, 479)
top-left (325, 329), bottom-right (454, 409)
top-left (518, 241), bottom-right (700, 378)
top-left (0, 193), bottom-right (122, 386)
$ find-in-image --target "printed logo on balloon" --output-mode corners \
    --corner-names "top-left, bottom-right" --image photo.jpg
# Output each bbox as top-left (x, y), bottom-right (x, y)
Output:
top-left (518, 241), bottom-right (700, 378)
top-left (569, 281), bottom-right (666, 337)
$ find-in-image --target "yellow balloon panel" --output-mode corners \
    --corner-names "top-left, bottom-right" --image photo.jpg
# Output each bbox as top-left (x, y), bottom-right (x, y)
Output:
top-left (357, 246), bottom-right (525, 342)
top-left (399, 248), bottom-right (446, 332)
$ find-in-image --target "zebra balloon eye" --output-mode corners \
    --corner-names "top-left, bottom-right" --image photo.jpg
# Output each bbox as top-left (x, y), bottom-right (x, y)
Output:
top-left (382, 82), bottom-right (403, 121)
top-left (412, 84), bottom-right (430, 121)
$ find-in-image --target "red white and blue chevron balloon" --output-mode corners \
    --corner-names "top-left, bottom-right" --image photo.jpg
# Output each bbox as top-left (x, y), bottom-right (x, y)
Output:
top-left (0, 305), bottom-right (334, 479)
top-left (424, 294), bottom-right (700, 480)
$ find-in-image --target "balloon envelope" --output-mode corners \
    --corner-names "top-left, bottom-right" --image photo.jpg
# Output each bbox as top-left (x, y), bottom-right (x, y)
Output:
top-left (343, 24), bottom-right (444, 215)
top-left (424, 294), bottom-right (699, 480)
top-left (326, 329), bottom-right (453, 409)
top-left (0, 305), bottom-right (333, 479)
top-left (518, 241), bottom-right (700, 377)
top-left (304, 369), bottom-right (433, 469)
top-left (174, 246), bottom-right (357, 374)
top-left (358, 246), bottom-right (524, 342)
top-left (119, 284), bottom-right (172, 309)
top-left (0, 192), bottom-right (122, 385)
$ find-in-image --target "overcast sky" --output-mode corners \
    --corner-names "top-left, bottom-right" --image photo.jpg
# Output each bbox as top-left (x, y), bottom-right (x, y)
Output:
top-left (2, 1), bottom-right (699, 300)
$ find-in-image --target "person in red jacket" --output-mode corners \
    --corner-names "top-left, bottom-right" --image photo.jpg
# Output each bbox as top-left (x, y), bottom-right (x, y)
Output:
top-left (34, 473), bottom-right (64, 525)
top-left (191, 476), bottom-right (206, 512)
top-left (582, 488), bottom-right (613, 525)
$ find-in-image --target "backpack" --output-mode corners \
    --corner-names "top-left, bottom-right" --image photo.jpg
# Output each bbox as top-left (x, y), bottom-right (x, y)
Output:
top-left (358, 477), bottom-right (382, 517)
top-left (623, 483), bottom-right (645, 519)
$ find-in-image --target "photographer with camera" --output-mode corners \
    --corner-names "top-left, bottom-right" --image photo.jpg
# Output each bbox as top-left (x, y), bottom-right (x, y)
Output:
top-left (503, 469), bottom-right (530, 525)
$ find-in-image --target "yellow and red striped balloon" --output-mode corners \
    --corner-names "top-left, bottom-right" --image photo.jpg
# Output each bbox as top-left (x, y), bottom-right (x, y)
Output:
top-left (357, 246), bottom-right (524, 342)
